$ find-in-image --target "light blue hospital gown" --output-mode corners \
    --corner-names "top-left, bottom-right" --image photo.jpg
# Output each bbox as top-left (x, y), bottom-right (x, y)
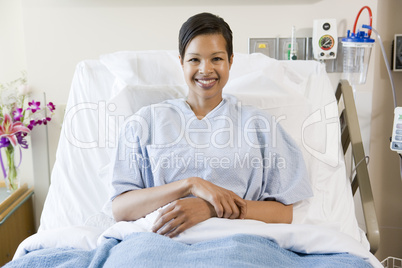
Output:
top-left (111, 95), bottom-right (313, 204)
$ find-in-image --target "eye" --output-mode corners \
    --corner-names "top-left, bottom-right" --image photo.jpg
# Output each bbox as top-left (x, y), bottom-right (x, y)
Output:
top-left (188, 58), bottom-right (199, 63)
top-left (212, 57), bottom-right (223, 62)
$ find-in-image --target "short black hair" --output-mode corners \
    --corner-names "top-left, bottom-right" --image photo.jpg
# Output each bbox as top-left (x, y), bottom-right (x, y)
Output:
top-left (179, 13), bottom-right (233, 60)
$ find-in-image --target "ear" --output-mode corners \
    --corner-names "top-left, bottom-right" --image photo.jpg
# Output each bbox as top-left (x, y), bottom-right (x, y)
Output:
top-left (179, 55), bottom-right (184, 68)
top-left (229, 54), bottom-right (234, 70)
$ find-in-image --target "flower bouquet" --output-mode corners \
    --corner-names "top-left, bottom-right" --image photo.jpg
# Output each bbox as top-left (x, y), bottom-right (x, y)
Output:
top-left (0, 73), bottom-right (55, 193)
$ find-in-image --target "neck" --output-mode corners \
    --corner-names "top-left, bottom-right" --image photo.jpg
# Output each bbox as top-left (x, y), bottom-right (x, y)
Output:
top-left (186, 95), bottom-right (223, 119)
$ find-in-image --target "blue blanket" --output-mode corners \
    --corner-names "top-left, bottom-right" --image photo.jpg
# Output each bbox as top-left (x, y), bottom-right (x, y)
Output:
top-left (5, 233), bottom-right (372, 268)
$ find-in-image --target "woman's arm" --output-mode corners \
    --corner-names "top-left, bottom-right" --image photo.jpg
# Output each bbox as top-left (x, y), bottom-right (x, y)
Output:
top-left (112, 176), bottom-right (247, 222)
top-left (245, 200), bottom-right (293, 224)
top-left (112, 179), bottom-right (190, 222)
top-left (152, 198), bottom-right (292, 238)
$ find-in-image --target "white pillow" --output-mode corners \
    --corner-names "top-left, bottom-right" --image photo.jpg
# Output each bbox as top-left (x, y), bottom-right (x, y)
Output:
top-left (100, 50), bottom-right (185, 86)
top-left (107, 82), bottom-right (188, 120)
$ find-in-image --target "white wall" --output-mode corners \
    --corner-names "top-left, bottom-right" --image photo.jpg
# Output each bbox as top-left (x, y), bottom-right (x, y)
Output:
top-left (0, 0), bottom-right (26, 81)
top-left (18, 0), bottom-right (402, 261)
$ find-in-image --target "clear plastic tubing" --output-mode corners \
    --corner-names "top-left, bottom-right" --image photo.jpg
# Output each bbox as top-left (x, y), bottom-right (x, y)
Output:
top-left (365, 25), bottom-right (397, 109)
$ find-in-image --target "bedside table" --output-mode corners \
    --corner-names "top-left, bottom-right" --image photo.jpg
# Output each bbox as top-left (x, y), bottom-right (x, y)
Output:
top-left (0, 183), bottom-right (35, 266)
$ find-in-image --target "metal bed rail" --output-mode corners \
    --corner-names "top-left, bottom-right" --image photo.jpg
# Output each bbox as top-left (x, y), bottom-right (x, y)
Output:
top-left (336, 79), bottom-right (380, 254)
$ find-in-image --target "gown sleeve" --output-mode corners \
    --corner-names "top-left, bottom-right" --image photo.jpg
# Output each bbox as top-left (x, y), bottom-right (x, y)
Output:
top-left (253, 112), bottom-right (313, 205)
top-left (110, 108), bottom-right (152, 200)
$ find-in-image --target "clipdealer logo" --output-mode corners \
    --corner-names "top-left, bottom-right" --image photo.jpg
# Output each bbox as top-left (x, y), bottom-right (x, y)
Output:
top-left (63, 100), bottom-right (340, 167)
top-left (301, 101), bottom-right (340, 167)
top-left (129, 151), bottom-right (286, 173)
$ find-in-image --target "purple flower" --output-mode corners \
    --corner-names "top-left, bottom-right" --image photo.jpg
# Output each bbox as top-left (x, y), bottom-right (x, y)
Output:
top-left (27, 118), bottom-right (50, 130)
top-left (41, 117), bottom-right (52, 125)
top-left (28, 100), bottom-right (41, 113)
top-left (12, 108), bottom-right (24, 122)
top-left (0, 137), bottom-right (10, 148)
top-left (27, 120), bottom-right (36, 130)
top-left (47, 102), bottom-right (56, 113)
top-left (16, 132), bottom-right (28, 149)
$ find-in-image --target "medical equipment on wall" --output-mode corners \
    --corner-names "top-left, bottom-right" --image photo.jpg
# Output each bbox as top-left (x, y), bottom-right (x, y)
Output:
top-left (364, 29), bottom-right (402, 183)
top-left (341, 6), bottom-right (374, 86)
top-left (288, 26), bottom-right (298, 60)
top-left (249, 36), bottom-right (308, 61)
top-left (312, 19), bottom-right (338, 60)
top-left (338, 6), bottom-right (401, 181)
top-left (393, 34), bottom-right (402, 71)
top-left (390, 108), bottom-right (402, 154)
top-left (369, 25), bottom-right (400, 155)
top-left (353, 10), bottom-right (402, 181)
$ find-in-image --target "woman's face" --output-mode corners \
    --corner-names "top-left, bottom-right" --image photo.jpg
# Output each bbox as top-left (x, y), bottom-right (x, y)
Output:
top-left (180, 34), bottom-right (233, 104)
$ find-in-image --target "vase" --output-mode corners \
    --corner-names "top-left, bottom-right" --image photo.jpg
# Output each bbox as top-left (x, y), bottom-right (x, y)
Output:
top-left (3, 145), bottom-right (20, 193)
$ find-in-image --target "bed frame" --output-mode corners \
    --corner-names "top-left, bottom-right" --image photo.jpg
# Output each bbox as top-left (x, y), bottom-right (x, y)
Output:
top-left (336, 79), bottom-right (380, 254)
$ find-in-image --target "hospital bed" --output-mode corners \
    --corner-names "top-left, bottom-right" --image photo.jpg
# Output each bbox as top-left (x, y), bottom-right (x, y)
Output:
top-left (5, 51), bottom-right (382, 267)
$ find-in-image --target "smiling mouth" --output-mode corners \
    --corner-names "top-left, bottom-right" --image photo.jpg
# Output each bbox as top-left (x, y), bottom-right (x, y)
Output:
top-left (195, 78), bottom-right (218, 89)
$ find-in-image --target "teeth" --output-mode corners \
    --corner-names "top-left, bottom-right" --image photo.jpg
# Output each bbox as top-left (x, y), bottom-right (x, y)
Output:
top-left (197, 79), bottom-right (215, 85)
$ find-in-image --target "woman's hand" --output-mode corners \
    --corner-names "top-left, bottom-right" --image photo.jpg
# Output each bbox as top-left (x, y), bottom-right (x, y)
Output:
top-left (187, 177), bottom-right (247, 220)
top-left (152, 197), bottom-right (215, 238)
top-left (112, 176), bottom-right (246, 223)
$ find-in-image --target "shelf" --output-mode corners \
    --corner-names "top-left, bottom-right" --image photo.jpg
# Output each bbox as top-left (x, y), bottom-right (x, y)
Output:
top-left (0, 183), bottom-right (35, 266)
top-left (0, 184), bottom-right (34, 225)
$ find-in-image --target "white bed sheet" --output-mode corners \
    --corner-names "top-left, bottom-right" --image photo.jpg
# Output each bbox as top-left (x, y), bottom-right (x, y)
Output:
top-left (34, 51), bottom-right (377, 264)
top-left (15, 211), bottom-right (382, 267)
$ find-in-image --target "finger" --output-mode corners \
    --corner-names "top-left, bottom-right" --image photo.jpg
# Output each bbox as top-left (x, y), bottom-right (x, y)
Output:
top-left (212, 201), bottom-right (224, 218)
top-left (152, 210), bottom-right (176, 233)
top-left (221, 199), bottom-right (233, 219)
top-left (154, 204), bottom-right (174, 224)
top-left (158, 217), bottom-right (183, 236)
top-left (234, 198), bottom-right (247, 219)
top-left (167, 222), bottom-right (187, 238)
top-left (228, 199), bottom-right (240, 219)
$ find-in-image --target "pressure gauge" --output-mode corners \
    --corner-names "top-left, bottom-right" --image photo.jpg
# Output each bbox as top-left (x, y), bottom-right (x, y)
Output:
top-left (312, 19), bottom-right (338, 60)
top-left (319, 35), bottom-right (335, 50)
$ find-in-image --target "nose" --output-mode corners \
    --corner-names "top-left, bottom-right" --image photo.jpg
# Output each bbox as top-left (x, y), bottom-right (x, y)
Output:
top-left (199, 60), bottom-right (213, 75)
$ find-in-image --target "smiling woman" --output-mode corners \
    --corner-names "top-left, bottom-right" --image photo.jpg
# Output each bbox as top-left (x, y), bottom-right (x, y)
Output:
top-left (111, 12), bottom-right (313, 238)
top-left (180, 34), bottom-right (233, 119)
top-left (178, 13), bottom-right (234, 119)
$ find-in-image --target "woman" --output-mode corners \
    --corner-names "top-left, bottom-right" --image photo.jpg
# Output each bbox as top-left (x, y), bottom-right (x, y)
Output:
top-left (111, 12), bottom-right (313, 238)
